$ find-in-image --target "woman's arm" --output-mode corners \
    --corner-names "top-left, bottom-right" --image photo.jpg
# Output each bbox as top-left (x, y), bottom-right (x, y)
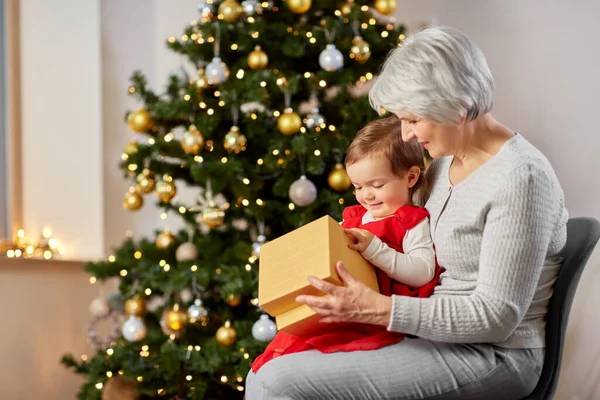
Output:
top-left (388, 164), bottom-right (559, 342)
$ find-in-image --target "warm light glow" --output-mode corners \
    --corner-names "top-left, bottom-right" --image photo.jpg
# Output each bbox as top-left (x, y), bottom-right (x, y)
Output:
top-left (120, 269), bottom-right (128, 277)
top-left (361, 22), bottom-right (368, 29)
top-left (168, 36), bottom-right (176, 43)
top-left (381, 31), bottom-right (389, 38)
top-left (191, 265), bottom-right (198, 272)
top-left (218, 100), bottom-right (225, 107)
top-left (194, 155), bottom-right (204, 163)
top-left (319, 80), bottom-right (327, 87)
top-left (148, 138), bottom-right (155, 145)
top-left (95, 383), bottom-right (103, 390)
top-left (128, 164), bottom-right (138, 172)
top-left (81, 354), bottom-right (88, 361)
top-left (195, 345), bottom-right (201, 351)
top-left (221, 157), bottom-right (228, 163)
top-left (186, 375), bottom-right (193, 381)
top-left (257, 158), bottom-right (264, 165)
top-left (339, 198), bottom-right (345, 205)
top-left (145, 288), bottom-right (152, 295)
top-left (245, 264), bottom-right (252, 271)
top-left (231, 43), bottom-right (238, 50)
top-left (108, 255), bottom-right (116, 262)
top-left (256, 199), bottom-right (264, 206)
top-left (236, 69), bottom-right (245, 79)
top-left (137, 376), bottom-right (143, 382)
top-left (260, 81), bottom-right (267, 87)
top-left (160, 213), bottom-right (167, 220)
top-left (242, 199), bottom-right (250, 206)
top-left (243, 178), bottom-right (250, 184)
top-left (179, 206), bottom-right (186, 214)
top-left (181, 34), bottom-right (189, 41)
top-left (199, 102), bottom-right (207, 108)
top-left (208, 108), bottom-right (215, 115)
top-left (329, 125), bottom-right (336, 131)
top-left (160, 260), bottom-right (167, 266)
top-left (106, 371), bottom-right (113, 378)
top-left (134, 251), bottom-right (142, 259)
top-left (107, 348), bottom-right (114, 356)
top-left (89, 276), bottom-right (97, 284)
top-left (273, 110), bottom-right (280, 117)
top-left (251, 31), bottom-right (259, 38)
top-left (288, 203), bottom-right (295, 210)
top-left (314, 150), bottom-right (321, 156)
top-left (164, 264), bottom-right (170, 272)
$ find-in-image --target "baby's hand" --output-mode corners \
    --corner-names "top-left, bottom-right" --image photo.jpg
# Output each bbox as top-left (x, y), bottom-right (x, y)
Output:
top-left (345, 228), bottom-right (374, 252)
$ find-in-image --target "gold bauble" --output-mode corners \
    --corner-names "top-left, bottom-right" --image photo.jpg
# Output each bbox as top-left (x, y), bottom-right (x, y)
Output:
top-left (215, 321), bottom-right (237, 346)
top-left (124, 140), bottom-right (138, 155)
top-left (219, 0), bottom-right (243, 22)
top-left (135, 169), bottom-right (156, 194)
top-left (248, 45), bottom-right (269, 70)
top-left (123, 188), bottom-right (143, 211)
top-left (102, 376), bottom-right (139, 400)
top-left (340, 0), bottom-right (355, 16)
top-left (127, 108), bottom-right (153, 133)
top-left (200, 206), bottom-right (225, 228)
top-left (166, 305), bottom-right (188, 331)
top-left (226, 293), bottom-right (242, 307)
top-left (287, 0), bottom-right (311, 14)
top-left (124, 297), bottom-right (147, 317)
top-left (223, 126), bottom-right (247, 154)
top-left (349, 36), bottom-right (371, 63)
top-left (328, 163), bottom-right (352, 192)
top-left (156, 231), bottom-right (177, 250)
top-left (155, 179), bottom-right (177, 203)
top-left (194, 69), bottom-right (209, 92)
top-left (181, 125), bottom-right (205, 155)
top-left (277, 108), bottom-right (302, 136)
top-left (374, 0), bottom-right (396, 15)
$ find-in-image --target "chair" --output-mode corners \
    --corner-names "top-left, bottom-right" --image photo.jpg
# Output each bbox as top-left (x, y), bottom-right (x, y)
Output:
top-left (522, 217), bottom-right (600, 400)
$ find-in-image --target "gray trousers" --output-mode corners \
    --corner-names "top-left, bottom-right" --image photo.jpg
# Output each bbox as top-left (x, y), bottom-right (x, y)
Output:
top-left (245, 338), bottom-right (543, 399)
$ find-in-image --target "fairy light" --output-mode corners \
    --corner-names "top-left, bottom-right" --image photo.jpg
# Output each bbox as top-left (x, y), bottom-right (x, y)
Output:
top-left (168, 36), bottom-right (176, 43)
top-left (221, 157), bottom-right (228, 163)
top-left (194, 155), bottom-right (204, 163)
top-left (236, 69), bottom-right (245, 79)
top-left (121, 154), bottom-right (128, 161)
top-left (148, 138), bottom-right (155, 145)
top-left (106, 371), bottom-right (113, 378)
top-left (191, 264), bottom-right (198, 272)
top-left (257, 158), bottom-right (264, 165)
top-left (95, 383), bottom-right (103, 390)
top-left (134, 251), bottom-right (142, 259)
top-left (216, 268), bottom-right (222, 275)
top-left (81, 354), bottom-right (88, 361)
top-left (181, 34), bottom-right (189, 41)
top-left (160, 212), bottom-right (167, 220)
top-left (314, 150), bottom-right (321, 156)
top-left (260, 81), bottom-right (267, 87)
top-left (208, 108), bottom-right (215, 115)
top-left (369, 18), bottom-right (376, 25)
top-left (329, 125), bottom-right (336, 131)
top-left (221, 376), bottom-right (228, 383)
top-left (309, 37), bottom-right (317, 44)
top-left (195, 345), bottom-right (201, 351)
top-left (300, 127), bottom-right (306, 133)
top-left (248, 16), bottom-right (255, 23)
top-left (277, 159), bottom-right (284, 166)
top-left (251, 113), bottom-right (257, 120)
top-left (339, 198), bottom-right (345, 205)
top-left (128, 164), bottom-right (138, 171)
top-left (218, 100), bottom-right (225, 107)
top-left (273, 110), bottom-right (280, 117)
top-left (199, 101), bottom-right (207, 108)
top-left (231, 43), bottom-right (238, 50)
top-left (89, 277), bottom-right (97, 284)
top-left (366, 72), bottom-right (374, 80)
top-left (381, 31), bottom-right (389, 38)
top-left (208, 36), bottom-right (215, 43)
top-left (106, 348), bottom-right (114, 356)
top-left (108, 255), bottom-right (116, 262)
top-left (159, 260), bottom-right (167, 266)
top-left (120, 269), bottom-right (128, 277)
top-left (163, 264), bottom-right (170, 272)
top-left (288, 203), bottom-right (295, 210)
top-left (242, 199), bottom-right (250, 206)
top-left (137, 376), bottom-right (143, 382)
top-left (157, 389), bottom-right (166, 395)
top-left (243, 178), bottom-right (250, 185)
top-left (186, 375), bottom-right (193, 381)
top-left (145, 288), bottom-right (152, 295)
top-left (237, 386), bottom-right (244, 392)
top-left (256, 199), bottom-right (264, 206)
top-left (272, 149), bottom-right (280, 155)
top-left (183, 94), bottom-right (191, 101)
top-left (319, 80), bottom-right (327, 87)
top-left (243, 353), bottom-right (250, 359)
top-left (361, 22), bottom-right (368, 29)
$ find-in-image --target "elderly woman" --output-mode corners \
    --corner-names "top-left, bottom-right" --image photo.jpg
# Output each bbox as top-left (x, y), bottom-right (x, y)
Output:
top-left (245, 26), bottom-right (568, 399)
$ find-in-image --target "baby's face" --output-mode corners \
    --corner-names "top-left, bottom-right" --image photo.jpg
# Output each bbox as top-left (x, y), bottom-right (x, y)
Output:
top-left (346, 157), bottom-right (412, 219)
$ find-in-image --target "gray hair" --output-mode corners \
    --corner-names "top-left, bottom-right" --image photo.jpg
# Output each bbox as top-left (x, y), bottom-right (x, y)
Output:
top-left (369, 26), bottom-right (494, 125)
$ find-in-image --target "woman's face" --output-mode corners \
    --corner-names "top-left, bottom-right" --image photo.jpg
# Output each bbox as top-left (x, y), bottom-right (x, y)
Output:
top-left (397, 116), bottom-right (462, 159)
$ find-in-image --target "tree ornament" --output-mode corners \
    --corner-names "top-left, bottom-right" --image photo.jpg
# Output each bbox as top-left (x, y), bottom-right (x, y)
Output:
top-left (156, 230), bottom-right (177, 250)
top-left (175, 242), bottom-right (198, 262)
top-left (277, 108), bottom-right (302, 136)
top-left (219, 0), bottom-right (243, 22)
top-left (319, 44), bottom-right (344, 71)
top-left (135, 168), bottom-right (156, 194)
top-left (328, 163), bottom-right (352, 192)
top-left (124, 140), bottom-right (138, 155)
top-left (340, 0), bottom-right (355, 16)
top-left (200, 206), bottom-right (226, 228)
top-left (187, 299), bottom-right (209, 325)
top-left (242, 0), bottom-right (263, 15)
top-left (125, 297), bottom-right (147, 317)
top-left (289, 175), bottom-right (318, 206)
top-left (226, 293), bottom-right (242, 307)
top-left (155, 177), bottom-right (177, 203)
top-left (166, 304), bottom-right (188, 331)
top-left (194, 68), bottom-right (209, 92)
top-left (374, 0), bottom-right (397, 15)
top-left (305, 108), bottom-right (326, 130)
top-left (90, 297), bottom-right (111, 317)
top-left (122, 316), bottom-right (147, 342)
top-left (87, 312), bottom-right (121, 351)
top-left (205, 57), bottom-right (230, 85)
top-left (248, 45), bottom-right (268, 70)
top-left (198, 0), bottom-right (215, 22)
top-left (102, 376), bottom-right (139, 400)
top-left (252, 234), bottom-right (267, 258)
top-left (160, 308), bottom-right (182, 338)
top-left (287, 0), bottom-right (311, 14)
top-left (349, 36), bottom-right (371, 63)
top-left (252, 314), bottom-right (277, 342)
top-left (127, 108), bottom-right (153, 133)
top-left (181, 125), bottom-right (205, 155)
top-left (223, 126), bottom-right (247, 154)
top-left (123, 188), bottom-right (143, 211)
top-left (216, 320), bottom-right (237, 346)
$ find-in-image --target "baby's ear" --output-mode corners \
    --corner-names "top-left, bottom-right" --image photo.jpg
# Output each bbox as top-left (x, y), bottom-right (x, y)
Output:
top-left (406, 166), bottom-right (421, 188)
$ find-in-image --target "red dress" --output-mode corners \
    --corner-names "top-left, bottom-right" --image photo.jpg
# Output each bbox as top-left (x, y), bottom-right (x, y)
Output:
top-left (251, 205), bottom-right (442, 373)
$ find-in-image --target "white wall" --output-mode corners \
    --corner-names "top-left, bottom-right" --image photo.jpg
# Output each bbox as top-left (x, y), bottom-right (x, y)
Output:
top-left (396, 1), bottom-right (600, 398)
top-left (20, 0), bottom-right (104, 259)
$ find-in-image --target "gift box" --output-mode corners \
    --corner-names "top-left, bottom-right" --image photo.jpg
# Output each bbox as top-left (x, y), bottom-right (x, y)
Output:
top-left (258, 215), bottom-right (379, 336)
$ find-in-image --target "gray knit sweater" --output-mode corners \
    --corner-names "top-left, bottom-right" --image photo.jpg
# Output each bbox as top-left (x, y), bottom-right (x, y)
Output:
top-left (388, 134), bottom-right (568, 348)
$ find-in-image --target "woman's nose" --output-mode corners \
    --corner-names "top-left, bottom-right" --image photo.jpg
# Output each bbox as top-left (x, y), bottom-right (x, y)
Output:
top-left (402, 127), bottom-right (415, 142)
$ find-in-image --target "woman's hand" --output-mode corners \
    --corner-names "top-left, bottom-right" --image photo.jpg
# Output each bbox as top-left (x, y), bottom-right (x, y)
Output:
top-left (345, 228), bottom-right (374, 252)
top-left (295, 261), bottom-right (392, 326)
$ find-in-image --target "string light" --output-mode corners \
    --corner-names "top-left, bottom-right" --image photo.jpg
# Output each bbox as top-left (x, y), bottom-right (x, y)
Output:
top-left (251, 31), bottom-right (259, 38)
top-left (221, 157), bottom-right (228, 163)
top-left (137, 376), bottom-right (143, 382)
top-left (95, 383), bottom-right (103, 390)
top-left (181, 34), bottom-right (189, 41)
top-left (163, 264), bottom-right (171, 272)
top-left (273, 110), bottom-right (280, 117)
top-left (230, 43), bottom-right (238, 50)
top-left (81, 354), bottom-right (88, 361)
top-left (159, 260), bottom-right (167, 266)
top-left (145, 288), bottom-right (152, 295)
top-left (187, 375), bottom-right (193, 381)
top-left (127, 164), bottom-right (138, 171)
top-left (134, 251), bottom-right (142, 259)
top-left (381, 31), bottom-right (389, 38)
top-left (272, 149), bottom-right (280, 155)
top-left (257, 158), bottom-right (264, 165)
top-left (168, 36), bottom-right (176, 43)
top-left (314, 150), bottom-right (321, 156)
top-left (245, 264), bottom-right (252, 271)
top-left (119, 269), bottom-right (128, 277)
top-left (199, 102), bottom-right (207, 108)
top-left (183, 94), bottom-right (191, 101)
top-left (108, 255), bottom-right (116, 262)
top-left (89, 277), bottom-right (97, 284)
top-left (288, 203), bottom-right (295, 210)
top-left (191, 265), bottom-right (198, 272)
top-left (160, 212), bottom-right (167, 219)
top-left (260, 81), bottom-right (267, 87)
top-left (208, 109), bottom-right (215, 115)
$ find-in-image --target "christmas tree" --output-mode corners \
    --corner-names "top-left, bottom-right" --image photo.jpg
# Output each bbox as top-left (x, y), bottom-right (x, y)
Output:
top-left (61, 1), bottom-right (404, 399)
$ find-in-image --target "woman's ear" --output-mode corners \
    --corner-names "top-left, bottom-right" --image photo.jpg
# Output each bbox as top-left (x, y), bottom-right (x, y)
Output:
top-left (407, 166), bottom-right (421, 188)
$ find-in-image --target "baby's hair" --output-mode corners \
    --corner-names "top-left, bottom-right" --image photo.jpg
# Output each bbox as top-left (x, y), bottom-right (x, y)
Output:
top-left (345, 116), bottom-right (427, 198)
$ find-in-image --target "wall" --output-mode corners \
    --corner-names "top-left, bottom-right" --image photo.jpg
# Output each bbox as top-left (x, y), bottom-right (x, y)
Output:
top-left (19, 0), bottom-right (104, 259)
